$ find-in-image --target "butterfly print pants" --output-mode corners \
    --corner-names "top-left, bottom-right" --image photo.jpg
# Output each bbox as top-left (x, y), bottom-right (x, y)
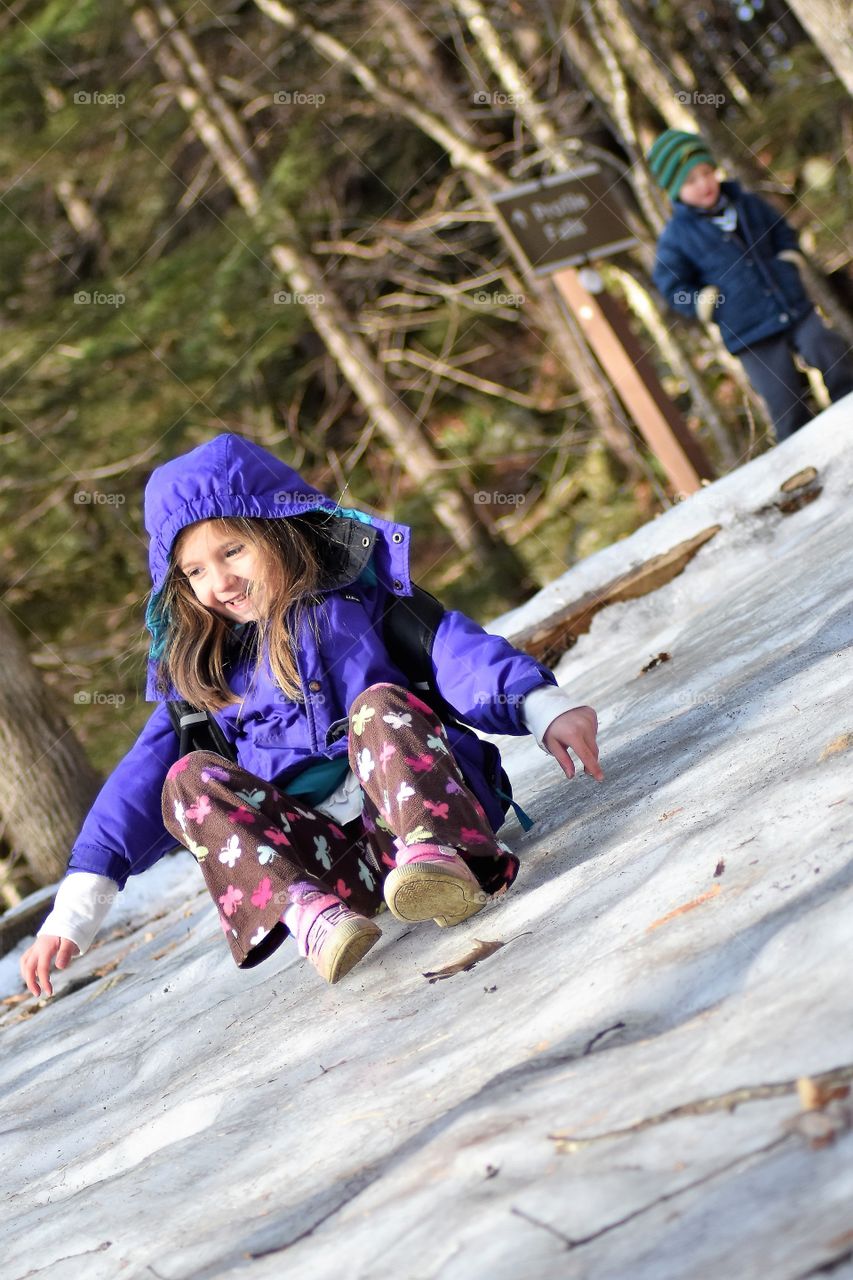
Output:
top-left (161, 682), bottom-right (519, 968)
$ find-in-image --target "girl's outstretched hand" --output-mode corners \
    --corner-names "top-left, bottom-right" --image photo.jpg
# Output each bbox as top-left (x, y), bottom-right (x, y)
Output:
top-left (543, 705), bottom-right (604, 782)
top-left (20, 935), bottom-right (80, 999)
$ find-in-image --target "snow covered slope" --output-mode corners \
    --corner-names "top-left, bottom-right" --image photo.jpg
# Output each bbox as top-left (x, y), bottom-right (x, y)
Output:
top-left (1, 401), bottom-right (851, 1280)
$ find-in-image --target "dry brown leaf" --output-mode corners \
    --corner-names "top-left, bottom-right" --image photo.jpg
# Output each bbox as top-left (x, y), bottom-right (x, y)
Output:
top-left (775, 467), bottom-right (822, 515)
top-left (641, 652), bottom-right (671, 673)
top-left (1, 992), bottom-right (29, 1008)
top-left (152, 941), bottom-right (181, 961)
top-left (818, 733), bottom-right (853, 762)
top-left (423, 939), bottom-right (504, 983)
top-left (658, 807), bottom-right (683, 822)
top-left (83, 972), bottom-right (129, 1001)
top-left (646, 884), bottom-right (721, 932)
top-left (5, 1002), bottom-right (44, 1024)
top-left (797, 1076), bottom-right (851, 1111)
top-left (779, 466), bottom-right (818, 493)
top-left (103, 924), bottom-right (134, 941)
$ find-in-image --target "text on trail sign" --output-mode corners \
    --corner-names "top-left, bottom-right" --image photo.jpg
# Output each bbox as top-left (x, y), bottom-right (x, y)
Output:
top-left (490, 164), bottom-right (638, 275)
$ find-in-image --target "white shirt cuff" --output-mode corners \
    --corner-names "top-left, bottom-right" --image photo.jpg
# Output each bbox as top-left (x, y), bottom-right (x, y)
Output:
top-left (521, 685), bottom-right (583, 753)
top-left (36, 872), bottom-right (118, 958)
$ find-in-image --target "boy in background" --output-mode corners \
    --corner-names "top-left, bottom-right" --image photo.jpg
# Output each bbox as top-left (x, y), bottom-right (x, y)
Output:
top-left (648, 129), bottom-right (853, 442)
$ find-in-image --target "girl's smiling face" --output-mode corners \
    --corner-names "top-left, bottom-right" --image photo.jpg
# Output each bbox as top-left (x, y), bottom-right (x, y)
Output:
top-left (177, 522), bottom-right (263, 621)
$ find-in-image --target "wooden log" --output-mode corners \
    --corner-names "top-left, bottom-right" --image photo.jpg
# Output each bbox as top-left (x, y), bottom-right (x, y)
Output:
top-left (506, 525), bottom-right (722, 665)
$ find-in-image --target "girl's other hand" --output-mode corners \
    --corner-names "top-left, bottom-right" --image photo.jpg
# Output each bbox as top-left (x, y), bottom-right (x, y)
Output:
top-left (542, 706), bottom-right (604, 782)
top-left (19, 935), bottom-right (80, 999)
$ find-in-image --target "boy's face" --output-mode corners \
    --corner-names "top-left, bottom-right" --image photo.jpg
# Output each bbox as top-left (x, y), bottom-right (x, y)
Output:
top-left (677, 162), bottom-right (721, 209)
top-left (177, 521), bottom-right (263, 621)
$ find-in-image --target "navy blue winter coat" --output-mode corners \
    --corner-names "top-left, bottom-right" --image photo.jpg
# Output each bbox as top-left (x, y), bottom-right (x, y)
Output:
top-left (652, 180), bottom-right (812, 353)
top-left (66, 434), bottom-right (558, 889)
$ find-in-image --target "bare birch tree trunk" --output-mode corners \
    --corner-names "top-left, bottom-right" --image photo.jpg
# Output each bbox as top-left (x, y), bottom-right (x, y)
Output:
top-left (133, 5), bottom-right (536, 595)
top-left (254, 0), bottom-right (645, 478)
top-left (375, 0), bottom-right (647, 479)
top-left (0, 615), bottom-right (100, 887)
top-left (785, 0), bottom-right (853, 96)
top-left (577, 0), bottom-right (668, 232)
top-left (634, 0), bottom-right (754, 115)
top-left (450, 0), bottom-right (705, 473)
top-left (451, 0), bottom-right (576, 174)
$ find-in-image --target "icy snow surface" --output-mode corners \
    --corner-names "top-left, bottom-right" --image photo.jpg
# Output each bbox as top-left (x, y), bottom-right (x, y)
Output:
top-left (1, 402), bottom-right (852, 1280)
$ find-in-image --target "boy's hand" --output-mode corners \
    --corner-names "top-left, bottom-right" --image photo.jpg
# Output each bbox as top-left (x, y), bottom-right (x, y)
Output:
top-left (696, 285), bottom-right (721, 325)
top-left (19, 935), bottom-right (79, 999)
top-left (543, 705), bottom-right (604, 782)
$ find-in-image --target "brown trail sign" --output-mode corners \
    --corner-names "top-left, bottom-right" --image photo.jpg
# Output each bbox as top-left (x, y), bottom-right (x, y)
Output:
top-left (489, 165), bottom-right (639, 275)
top-left (490, 166), bottom-right (714, 496)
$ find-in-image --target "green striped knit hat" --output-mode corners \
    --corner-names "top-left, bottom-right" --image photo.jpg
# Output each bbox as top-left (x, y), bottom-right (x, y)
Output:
top-left (647, 130), bottom-right (715, 198)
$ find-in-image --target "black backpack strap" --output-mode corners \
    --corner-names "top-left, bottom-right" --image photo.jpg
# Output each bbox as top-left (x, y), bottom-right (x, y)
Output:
top-left (381, 585), bottom-right (459, 722)
top-left (382, 584), bottom-right (518, 821)
top-left (166, 699), bottom-right (237, 762)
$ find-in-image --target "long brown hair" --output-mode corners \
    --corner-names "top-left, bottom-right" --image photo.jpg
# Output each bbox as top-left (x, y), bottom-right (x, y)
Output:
top-left (152, 515), bottom-right (330, 710)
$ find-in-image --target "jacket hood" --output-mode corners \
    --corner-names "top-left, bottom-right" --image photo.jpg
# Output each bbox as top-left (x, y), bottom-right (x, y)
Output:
top-left (143, 432), bottom-right (412, 699)
top-left (145, 433), bottom-right (337, 590)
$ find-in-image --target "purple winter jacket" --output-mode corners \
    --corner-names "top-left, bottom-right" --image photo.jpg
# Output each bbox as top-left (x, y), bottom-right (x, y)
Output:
top-left (66, 434), bottom-right (558, 889)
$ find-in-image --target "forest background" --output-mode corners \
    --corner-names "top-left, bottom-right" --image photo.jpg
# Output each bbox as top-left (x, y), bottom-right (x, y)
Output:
top-left (1, 0), bottom-right (851, 901)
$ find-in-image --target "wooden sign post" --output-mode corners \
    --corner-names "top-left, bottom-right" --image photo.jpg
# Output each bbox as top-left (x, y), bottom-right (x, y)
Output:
top-left (490, 166), bottom-right (714, 495)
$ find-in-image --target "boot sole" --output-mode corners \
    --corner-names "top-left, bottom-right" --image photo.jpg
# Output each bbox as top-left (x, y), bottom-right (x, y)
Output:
top-left (383, 865), bottom-right (487, 928)
top-left (323, 918), bottom-right (382, 985)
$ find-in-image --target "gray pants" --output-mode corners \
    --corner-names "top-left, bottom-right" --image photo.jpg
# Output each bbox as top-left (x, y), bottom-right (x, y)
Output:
top-left (738, 309), bottom-right (853, 442)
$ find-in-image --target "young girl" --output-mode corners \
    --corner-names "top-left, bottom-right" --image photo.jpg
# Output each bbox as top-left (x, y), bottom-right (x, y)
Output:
top-left (21, 433), bottom-right (602, 993)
